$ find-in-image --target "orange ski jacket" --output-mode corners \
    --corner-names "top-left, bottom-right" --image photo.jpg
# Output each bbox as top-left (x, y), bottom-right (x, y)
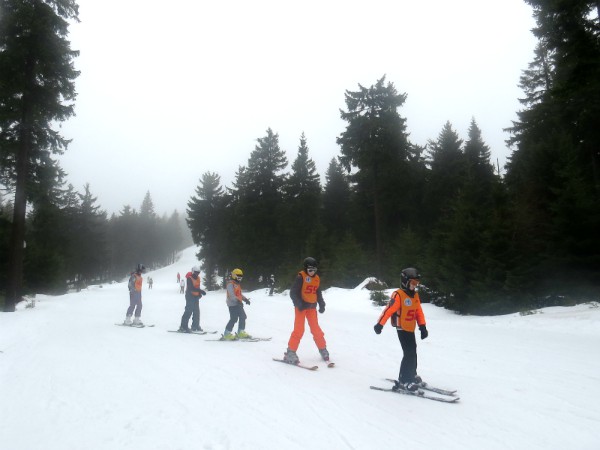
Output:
top-left (290, 271), bottom-right (324, 311)
top-left (376, 288), bottom-right (426, 332)
top-left (128, 273), bottom-right (143, 293)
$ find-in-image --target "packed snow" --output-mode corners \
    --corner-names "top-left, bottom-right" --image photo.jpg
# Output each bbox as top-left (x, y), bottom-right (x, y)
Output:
top-left (1, 246), bottom-right (599, 450)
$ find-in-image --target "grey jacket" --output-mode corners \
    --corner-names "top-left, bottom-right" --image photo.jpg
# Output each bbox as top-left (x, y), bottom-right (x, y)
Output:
top-left (225, 280), bottom-right (248, 307)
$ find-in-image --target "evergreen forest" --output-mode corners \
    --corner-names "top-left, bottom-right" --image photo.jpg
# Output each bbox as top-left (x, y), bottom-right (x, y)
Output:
top-left (1, 0), bottom-right (599, 314)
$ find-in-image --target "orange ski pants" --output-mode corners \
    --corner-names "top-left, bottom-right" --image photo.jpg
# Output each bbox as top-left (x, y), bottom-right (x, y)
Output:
top-left (287, 307), bottom-right (326, 351)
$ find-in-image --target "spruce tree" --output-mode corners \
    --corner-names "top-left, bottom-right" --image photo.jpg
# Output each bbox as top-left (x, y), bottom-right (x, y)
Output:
top-left (24, 198), bottom-right (69, 293)
top-left (187, 172), bottom-right (226, 290)
top-left (422, 121), bottom-right (465, 228)
top-left (230, 128), bottom-right (288, 281)
top-left (322, 158), bottom-right (351, 239)
top-left (282, 133), bottom-right (322, 263)
top-left (337, 76), bottom-right (412, 275)
top-left (505, 0), bottom-right (600, 299)
top-left (0, 0), bottom-right (80, 311)
top-left (70, 183), bottom-right (107, 287)
top-left (161, 210), bottom-right (185, 266)
top-left (139, 191), bottom-right (158, 267)
top-left (107, 206), bottom-right (139, 279)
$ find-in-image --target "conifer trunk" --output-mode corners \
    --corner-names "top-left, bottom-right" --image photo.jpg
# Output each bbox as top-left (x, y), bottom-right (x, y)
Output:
top-left (4, 56), bottom-right (34, 312)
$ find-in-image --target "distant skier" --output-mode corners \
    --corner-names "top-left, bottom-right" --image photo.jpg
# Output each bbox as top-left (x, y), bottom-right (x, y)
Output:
top-left (148, 276), bottom-right (153, 290)
top-left (178, 266), bottom-right (206, 332)
top-left (373, 268), bottom-right (428, 392)
top-left (124, 264), bottom-right (145, 326)
top-left (177, 272), bottom-right (181, 284)
top-left (179, 279), bottom-right (185, 294)
top-left (282, 257), bottom-right (329, 365)
top-left (268, 274), bottom-right (275, 296)
top-left (221, 269), bottom-right (251, 340)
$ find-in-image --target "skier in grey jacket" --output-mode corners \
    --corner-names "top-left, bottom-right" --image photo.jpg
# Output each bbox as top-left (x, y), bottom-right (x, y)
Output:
top-left (222, 268), bottom-right (251, 340)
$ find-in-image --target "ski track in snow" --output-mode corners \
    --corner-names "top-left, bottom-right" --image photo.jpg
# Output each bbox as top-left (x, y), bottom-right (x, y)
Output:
top-left (1, 246), bottom-right (600, 450)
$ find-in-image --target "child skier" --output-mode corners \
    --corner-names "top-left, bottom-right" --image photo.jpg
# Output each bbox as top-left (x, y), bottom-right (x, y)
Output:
top-left (373, 267), bottom-right (428, 392)
top-left (124, 264), bottom-right (145, 326)
top-left (283, 257), bottom-right (329, 365)
top-left (221, 268), bottom-right (251, 340)
top-left (178, 266), bottom-right (206, 332)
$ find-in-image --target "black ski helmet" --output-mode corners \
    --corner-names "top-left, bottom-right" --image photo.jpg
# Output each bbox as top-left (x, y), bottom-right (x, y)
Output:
top-left (303, 257), bottom-right (318, 270)
top-left (136, 263), bottom-right (146, 273)
top-left (401, 267), bottom-right (420, 290)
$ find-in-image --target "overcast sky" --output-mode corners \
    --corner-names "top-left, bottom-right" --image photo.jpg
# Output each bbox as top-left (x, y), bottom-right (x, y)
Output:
top-left (59, 0), bottom-right (537, 216)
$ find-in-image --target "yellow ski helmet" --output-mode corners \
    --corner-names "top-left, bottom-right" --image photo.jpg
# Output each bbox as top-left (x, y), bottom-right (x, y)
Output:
top-left (232, 268), bottom-right (243, 281)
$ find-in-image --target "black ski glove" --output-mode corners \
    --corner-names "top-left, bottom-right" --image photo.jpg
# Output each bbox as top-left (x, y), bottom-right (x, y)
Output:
top-left (244, 298), bottom-right (251, 305)
top-left (200, 290), bottom-right (207, 296)
top-left (374, 323), bottom-right (383, 334)
top-left (419, 325), bottom-right (428, 340)
top-left (318, 303), bottom-right (325, 314)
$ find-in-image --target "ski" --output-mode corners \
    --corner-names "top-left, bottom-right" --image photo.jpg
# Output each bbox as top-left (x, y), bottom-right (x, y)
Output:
top-left (168, 330), bottom-right (206, 335)
top-left (385, 378), bottom-right (457, 396)
top-left (168, 330), bottom-right (218, 335)
top-left (273, 358), bottom-right (318, 371)
top-left (238, 336), bottom-right (271, 341)
top-left (326, 361), bottom-right (335, 368)
top-left (370, 386), bottom-right (460, 403)
top-left (115, 323), bottom-right (154, 328)
top-left (206, 337), bottom-right (261, 342)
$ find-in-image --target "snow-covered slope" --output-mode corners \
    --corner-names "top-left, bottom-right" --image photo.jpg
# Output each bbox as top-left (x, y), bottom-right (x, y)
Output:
top-left (1, 246), bottom-right (599, 450)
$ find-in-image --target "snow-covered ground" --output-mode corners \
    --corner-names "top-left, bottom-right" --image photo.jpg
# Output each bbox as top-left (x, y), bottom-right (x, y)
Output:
top-left (1, 246), bottom-right (599, 450)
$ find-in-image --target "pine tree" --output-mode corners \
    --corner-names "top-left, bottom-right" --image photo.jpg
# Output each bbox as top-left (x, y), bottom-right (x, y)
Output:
top-left (322, 158), bottom-right (351, 238)
top-left (107, 206), bottom-right (139, 279)
top-left (524, 0), bottom-right (600, 188)
top-left (229, 128), bottom-right (288, 280)
top-left (187, 172), bottom-right (226, 290)
top-left (24, 199), bottom-right (69, 294)
top-left (0, 0), bottom-right (80, 311)
top-left (422, 121), bottom-right (465, 228)
top-left (70, 183), bottom-right (107, 288)
top-left (505, 0), bottom-right (600, 299)
top-left (423, 121), bottom-right (513, 313)
top-left (282, 133), bottom-right (322, 262)
top-left (161, 210), bottom-right (185, 266)
top-left (138, 191), bottom-right (158, 267)
top-left (337, 76), bottom-right (412, 275)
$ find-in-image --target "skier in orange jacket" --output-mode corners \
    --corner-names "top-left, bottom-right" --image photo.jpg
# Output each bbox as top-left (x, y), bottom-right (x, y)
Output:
top-left (123, 264), bottom-right (145, 327)
top-left (374, 268), bottom-right (428, 392)
top-left (178, 266), bottom-right (207, 333)
top-left (282, 257), bottom-right (329, 365)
